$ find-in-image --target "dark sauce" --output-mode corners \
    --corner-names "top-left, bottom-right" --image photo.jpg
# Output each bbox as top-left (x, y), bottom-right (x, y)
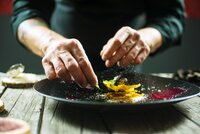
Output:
top-left (149, 87), bottom-right (187, 100)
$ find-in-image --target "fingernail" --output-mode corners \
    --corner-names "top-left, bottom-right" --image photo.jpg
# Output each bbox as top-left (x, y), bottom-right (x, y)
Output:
top-left (96, 84), bottom-right (100, 88)
top-left (117, 62), bottom-right (120, 67)
top-left (86, 84), bottom-right (93, 89)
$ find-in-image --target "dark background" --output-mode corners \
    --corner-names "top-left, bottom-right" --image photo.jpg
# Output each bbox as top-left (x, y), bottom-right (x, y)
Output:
top-left (0, 0), bottom-right (200, 74)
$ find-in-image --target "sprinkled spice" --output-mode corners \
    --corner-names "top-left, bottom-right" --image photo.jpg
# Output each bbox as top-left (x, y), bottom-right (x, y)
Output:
top-left (64, 78), bottom-right (188, 103)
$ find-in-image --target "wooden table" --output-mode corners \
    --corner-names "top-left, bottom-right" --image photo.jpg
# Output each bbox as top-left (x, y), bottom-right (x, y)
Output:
top-left (0, 73), bottom-right (200, 134)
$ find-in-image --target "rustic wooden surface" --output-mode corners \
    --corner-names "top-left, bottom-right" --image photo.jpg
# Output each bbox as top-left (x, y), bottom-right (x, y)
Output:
top-left (0, 73), bottom-right (200, 134)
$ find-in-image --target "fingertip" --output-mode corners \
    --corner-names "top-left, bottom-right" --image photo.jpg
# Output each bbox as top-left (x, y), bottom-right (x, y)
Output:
top-left (88, 75), bottom-right (99, 89)
top-left (91, 74), bottom-right (99, 87)
top-left (134, 57), bottom-right (142, 64)
top-left (45, 69), bottom-right (56, 80)
top-left (74, 74), bottom-right (88, 88)
top-left (102, 54), bottom-right (107, 61)
top-left (105, 60), bottom-right (114, 68)
top-left (118, 61), bottom-right (125, 68)
top-left (78, 81), bottom-right (88, 88)
top-left (100, 50), bottom-right (103, 56)
top-left (47, 73), bottom-right (56, 80)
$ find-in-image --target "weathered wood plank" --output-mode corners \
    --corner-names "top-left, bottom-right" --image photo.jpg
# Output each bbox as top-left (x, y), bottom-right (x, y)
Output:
top-left (0, 72), bottom-right (7, 96)
top-left (41, 98), bottom-right (108, 134)
top-left (0, 87), bottom-right (24, 115)
top-left (174, 96), bottom-right (200, 126)
top-left (81, 110), bottom-right (109, 134)
top-left (40, 98), bottom-right (60, 134)
top-left (0, 87), bottom-right (43, 134)
top-left (0, 85), bottom-right (6, 96)
top-left (41, 98), bottom-right (82, 134)
top-left (101, 106), bottom-right (200, 134)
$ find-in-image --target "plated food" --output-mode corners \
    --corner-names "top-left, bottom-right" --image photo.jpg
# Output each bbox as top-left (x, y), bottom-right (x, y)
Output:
top-left (34, 68), bottom-right (200, 109)
top-left (101, 75), bottom-right (188, 103)
top-left (102, 76), bottom-right (145, 103)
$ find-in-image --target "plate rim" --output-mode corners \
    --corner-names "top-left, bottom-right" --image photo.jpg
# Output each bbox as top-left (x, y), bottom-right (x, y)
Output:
top-left (33, 76), bottom-right (200, 107)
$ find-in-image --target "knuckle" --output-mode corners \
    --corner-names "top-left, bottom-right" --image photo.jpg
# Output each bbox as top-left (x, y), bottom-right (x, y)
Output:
top-left (140, 56), bottom-right (145, 62)
top-left (127, 53), bottom-right (135, 61)
top-left (121, 45), bottom-right (128, 53)
top-left (122, 26), bottom-right (131, 31)
top-left (65, 57), bottom-right (73, 65)
top-left (69, 39), bottom-right (80, 48)
top-left (144, 46), bottom-right (150, 53)
top-left (109, 57), bottom-right (117, 64)
top-left (70, 42), bottom-right (78, 49)
top-left (42, 57), bottom-right (48, 64)
top-left (59, 51), bottom-right (70, 59)
top-left (46, 71), bottom-right (55, 80)
top-left (134, 32), bottom-right (141, 40)
top-left (139, 40), bottom-right (150, 52)
top-left (55, 66), bottom-right (62, 74)
top-left (55, 42), bottom-right (68, 50)
top-left (78, 57), bottom-right (90, 68)
top-left (135, 58), bottom-right (142, 64)
top-left (113, 38), bottom-right (122, 45)
top-left (138, 39), bottom-right (145, 46)
top-left (67, 60), bottom-right (78, 72)
top-left (47, 74), bottom-right (54, 80)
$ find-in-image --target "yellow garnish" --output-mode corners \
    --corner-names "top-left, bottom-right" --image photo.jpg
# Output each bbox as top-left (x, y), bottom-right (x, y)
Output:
top-left (103, 78), bottom-right (144, 102)
top-left (103, 80), bottom-right (141, 92)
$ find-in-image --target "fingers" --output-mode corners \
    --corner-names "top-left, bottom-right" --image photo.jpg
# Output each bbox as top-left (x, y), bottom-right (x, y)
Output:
top-left (59, 51), bottom-right (88, 88)
top-left (101, 26), bottom-right (143, 67)
top-left (101, 27), bottom-right (130, 60)
top-left (119, 40), bottom-right (150, 67)
top-left (42, 38), bottom-right (98, 88)
top-left (101, 26), bottom-right (151, 68)
top-left (67, 39), bottom-right (98, 87)
top-left (42, 55), bottom-right (72, 83)
top-left (50, 57), bottom-right (71, 83)
top-left (100, 39), bottom-right (112, 57)
top-left (78, 57), bottom-right (98, 87)
top-left (42, 59), bottom-right (56, 80)
top-left (105, 35), bottom-right (139, 67)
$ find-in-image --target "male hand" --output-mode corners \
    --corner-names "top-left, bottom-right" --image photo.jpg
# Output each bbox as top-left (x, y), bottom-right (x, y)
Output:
top-left (101, 26), bottom-right (151, 68)
top-left (42, 38), bottom-right (98, 88)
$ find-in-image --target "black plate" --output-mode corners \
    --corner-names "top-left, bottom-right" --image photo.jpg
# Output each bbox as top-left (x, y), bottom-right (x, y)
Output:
top-left (34, 68), bottom-right (200, 110)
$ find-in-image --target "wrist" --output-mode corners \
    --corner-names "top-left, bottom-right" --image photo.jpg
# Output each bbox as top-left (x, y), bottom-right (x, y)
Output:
top-left (138, 27), bottom-right (163, 53)
top-left (41, 31), bottom-right (69, 56)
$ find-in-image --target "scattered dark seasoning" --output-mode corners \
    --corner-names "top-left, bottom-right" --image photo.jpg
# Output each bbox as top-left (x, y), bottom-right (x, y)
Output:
top-left (64, 82), bottom-right (107, 102)
top-left (63, 67), bottom-right (189, 103)
top-left (64, 81), bottom-right (188, 103)
top-left (64, 67), bottom-right (122, 102)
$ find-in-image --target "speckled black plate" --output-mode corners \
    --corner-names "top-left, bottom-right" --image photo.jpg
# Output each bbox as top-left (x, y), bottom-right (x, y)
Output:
top-left (34, 67), bottom-right (200, 110)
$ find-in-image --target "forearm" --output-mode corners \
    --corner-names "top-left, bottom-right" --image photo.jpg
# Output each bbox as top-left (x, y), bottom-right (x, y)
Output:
top-left (17, 18), bottom-right (64, 57)
top-left (138, 27), bottom-right (163, 53)
top-left (17, 18), bottom-right (98, 88)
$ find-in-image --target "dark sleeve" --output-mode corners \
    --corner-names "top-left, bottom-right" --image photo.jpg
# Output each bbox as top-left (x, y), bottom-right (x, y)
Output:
top-left (11, 0), bottom-right (55, 38)
top-left (144, 0), bottom-right (186, 52)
